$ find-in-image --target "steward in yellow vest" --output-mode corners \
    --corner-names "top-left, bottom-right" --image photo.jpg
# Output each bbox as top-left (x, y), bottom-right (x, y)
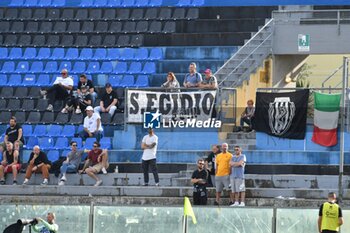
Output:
top-left (318, 192), bottom-right (343, 233)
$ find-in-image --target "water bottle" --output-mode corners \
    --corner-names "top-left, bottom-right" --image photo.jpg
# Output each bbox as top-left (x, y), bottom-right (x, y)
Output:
top-left (114, 166), bottom-right (119, 173)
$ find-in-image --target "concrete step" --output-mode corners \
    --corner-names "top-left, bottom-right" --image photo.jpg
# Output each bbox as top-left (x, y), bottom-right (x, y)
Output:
top-left (227, 131), bottom-right (256, 139)
top-left (225, 138), bottom-right (256, 145)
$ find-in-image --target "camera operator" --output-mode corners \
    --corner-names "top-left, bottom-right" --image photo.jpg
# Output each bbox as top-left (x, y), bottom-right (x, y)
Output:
top-left (33, 212), bottom-right (58, 233)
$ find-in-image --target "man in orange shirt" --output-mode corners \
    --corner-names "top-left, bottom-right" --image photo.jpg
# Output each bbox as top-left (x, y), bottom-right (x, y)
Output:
top-left (214, 143), bottom-right (232, 205)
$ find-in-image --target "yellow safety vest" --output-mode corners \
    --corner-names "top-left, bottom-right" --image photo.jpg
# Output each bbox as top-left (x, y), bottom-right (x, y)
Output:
top-left (321, 202), bottom-right (340, 232)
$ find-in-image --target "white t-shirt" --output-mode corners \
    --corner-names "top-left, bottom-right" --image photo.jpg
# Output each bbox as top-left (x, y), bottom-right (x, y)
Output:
top-left (141, 134), bottom-right (158, 161)
top-left (53, 76), bottom-right (74, 93)
top-left (83, 113), bottom-right (103, 132)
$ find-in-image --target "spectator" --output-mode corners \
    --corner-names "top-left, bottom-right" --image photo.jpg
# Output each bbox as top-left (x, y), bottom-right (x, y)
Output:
top-left (40, 69), bottom-right (74, 111)
top-left (0, 142), bottom-right (20, 185)
top-left (161, 72), bottom-right (180, 89)
top-left (205, 145), bottom-right (221, 187)
top-left (77, 74), bottom-right (97, 104)
top-left (33, 212), bottom-right (59, 233)
top-left (183, 62), bottom-right (202, 88)
top-left (200, 69), bottom-right (218, 89)
top-left (94, 83), bottom-right (118, 117)
top-left (79, 106), bottom-right (103, 142)
top-left (240, 99), bottom-right (255, 130)
top-left (23, 146), bottom-right (51, 185)
top-left (191, 158), bottom-right (208, 205)
top-left (61, 85), bottom-right (92, 114)
top-left (229, 145), bottom-right (246, 207)
top-left (79, 141), bottom-right (109, 186)
top-left (318, 192), bottom-right (343, 233)
top-left (0, 116), bottom-right (24, 153)
top-left (141, 127), bottom-right (159, 186)
top-left (58, 141), bottom-right (84, 186)
top-left (214, 143), bottom-right (232, 205)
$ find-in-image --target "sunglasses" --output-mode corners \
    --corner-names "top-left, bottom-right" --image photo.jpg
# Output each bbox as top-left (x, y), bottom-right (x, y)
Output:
top-left (198, 163), bottom-right (205, 165)
top-left (72, 144), bottom-right (77, 147)
top-left (61, 73), bottom-right (67, 75)
top-left (234, 149), bottom-right (240, 151)
top-left (93, 145), bottom-right (98, 148)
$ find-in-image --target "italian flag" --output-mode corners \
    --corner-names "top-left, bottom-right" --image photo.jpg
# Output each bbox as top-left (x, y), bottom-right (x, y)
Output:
top-left (312, 92), bottom-right (341, 147)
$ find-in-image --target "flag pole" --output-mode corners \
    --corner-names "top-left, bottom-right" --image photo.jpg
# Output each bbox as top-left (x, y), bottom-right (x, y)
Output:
top-left (182, 215), bottom-right (188, 233)
top-left (338, 56), bottom-right (349, 203)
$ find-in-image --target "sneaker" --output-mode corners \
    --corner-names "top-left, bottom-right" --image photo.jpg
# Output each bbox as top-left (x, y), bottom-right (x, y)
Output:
top-left (0, 180), bottom-right (5, 185)
top-left (101, 167), bottom-right (107, 174)
top-left (94, 180), bottom-right (103, 186)
top-left (61, 107), bottom-right (68, 114)
top-left (22, 178), bottom-right (29, 185)
top-left (75, 108), bottom-right (82, 114)
top-left (143, 183), bottom-right (149, 186)
top-left (46, 104), bottom-right (53, 111)
top-left (155, 183), bottom-right (159, 186)
top-left (13, 180), bottom-right (17, 185)
top-left (61, 175), bottom-right (67, 182)
top-left (238, 202), bottom-right (245, 207)
top-left (230, 202), bottom-right (239, 207)
top-left (214, 201), bottom-right (219, 206)
top-left (58, 181), bottom-right (65, 186)
top-left (41, 179), bottom-right (48, 185)
top-left (229, 201), bottom-right (234, 206)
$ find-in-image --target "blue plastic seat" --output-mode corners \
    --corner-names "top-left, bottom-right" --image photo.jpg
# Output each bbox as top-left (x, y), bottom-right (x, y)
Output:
top-left (109, 75), bottom-right (122, 87)
top-left (106, 48), bottom-right (120, 60)
top-left (177, 0), bottom-right (190, 6)
top-left (120, 75), bottom-right (135, 87)
top-left (65, 48), bottom-right (79, 60)
top-left (80, 0), bottom-right (94, 7)
top-left (24, 0), bottom-right (38, 7)
top-left (33, 125), bottom-right (47, 137)
top-left (136, 0), bottom-right (148, 6)
top-left (0, 48), bottom-right (8, 59)
top-left (149, 48), bottom-right (163, 60)
top-left (100, 137), bottom-right (111, 149)
top-left (135, 75), bottom-right (149, 87)
top-left (122, 0), bottom-right (135, 7)
top-left (1, 62), bottom-right (15, 73)
top-left (61, 125), bottom-right (75, 137)
top-left (23, 48), bottom-right (37, 60)
top-left (113, 62), bottom-right (127, 74)
top-left (38, 0), bottom-right (52, 7)
top-left (36, 74), bottom-right (51, 86)
top-left (94, 0), bottom-right (108, 7)
top-left (192, 0), bottom-right (204, 6)
top-left (22, 74), bottom-right (36, 86)
top-left (54, 137), bottom-right (69, 150)
top-left (71, 137), bottom-right (83, 149)
top-left (77, 124), bottom-right (84, 133)
top-left (100, 62), bottom-right (113, 74)
top-left (127, 62), bottom-right (142, 74)
top-left (0, 75), bottom-right (7, 86)
top-left (59, 61), bottom-right (72, 71)
top-left (72, 62), bottom-right (86, 73)
top-left (44, 61), bottom-right (58, 73)
top-left (38, 137), bottom-right (54, 150)
top-left (37, 48), bottom-right (51, 60)
top-left (134, 48), bottom-right (148, 61)
top-left (120, 48), bottom-right (134, 60)
top-left (8, 74), bottom-right (22, 86)
top-left (83, 138), bottom-right (95, 150)
top-left (10, 0), bottom-right (25, 6)
top-left (79, 48), bottom-right (93, 60)
top-left (149, 0), bottom-right (161, 6)
top-left (93, 48), bottom-right (107, 60)
top-left (9, 48), bottom-right (23, 60)
top-left (52, 0), bottom-right (65, 6)
top-left (47, 125), bottom-right (63, 137)
top-left (22, 124), bottom-right (33, 136)
top-left (142, 62), bottom-right (156, 74)
top-left (108, 0), bottom-right (122, 6)
top-left (71, 75), bottom-right (79, 87)
top-left (62, 150), bottom-right (71, 157)
top-left (47, 150), bottom-right (59, 162)
top-left (86, 62), bottom-right (100, 74)
top-left (51, 48), bottom-right (65, 60)
top-left (15, 62), bottom-right (29, 73)
top-left (25, 137), bottom-right (38, 149)
top-left (29, 61), bottom-right (44, 73)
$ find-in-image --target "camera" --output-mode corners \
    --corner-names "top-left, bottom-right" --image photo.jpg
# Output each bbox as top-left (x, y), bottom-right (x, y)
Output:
top-left (17, 219), bottom-right (38, 226)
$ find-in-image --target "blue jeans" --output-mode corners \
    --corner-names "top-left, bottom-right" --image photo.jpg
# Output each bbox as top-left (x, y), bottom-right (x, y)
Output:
top-left (60, 163), bottom-right (77, 174)
top-left (79, 130), bottom-right (103, 142)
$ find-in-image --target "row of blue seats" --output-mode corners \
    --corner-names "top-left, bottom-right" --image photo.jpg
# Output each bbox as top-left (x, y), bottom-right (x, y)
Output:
top-left (7, 0), bottom-right (164, 8)
top-left (0, 61), bottom-right (157, 74)
top-left (22, 124), bottom-right (83, 137)
top-left (0, 73), bottom-right (149, 87)
top-left (0, 47), bottom-right (163, 61)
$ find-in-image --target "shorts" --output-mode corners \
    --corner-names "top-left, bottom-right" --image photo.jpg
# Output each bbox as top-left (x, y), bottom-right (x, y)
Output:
top-left (215, 175), bottom-right (230, 192)
top-left (3, 164), bottom-right (21, 173)
top-left (1, 141), bottom-right (23, 150)
top-left (230, 178), bottom-right (245, 192)
top-left (91, 163), bottom-right (109, 173)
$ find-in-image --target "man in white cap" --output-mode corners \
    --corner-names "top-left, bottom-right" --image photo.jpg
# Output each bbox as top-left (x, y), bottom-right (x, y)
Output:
top-left (79, 106), bottom-right (103, 141)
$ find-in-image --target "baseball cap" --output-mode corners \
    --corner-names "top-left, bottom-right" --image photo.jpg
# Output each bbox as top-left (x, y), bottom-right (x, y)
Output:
top-left (204, 69), bottom-right (211, 74)
top-left (86, 106), bottom-right (93, 111)
top-left (105, 83), bottom-right (112, 88)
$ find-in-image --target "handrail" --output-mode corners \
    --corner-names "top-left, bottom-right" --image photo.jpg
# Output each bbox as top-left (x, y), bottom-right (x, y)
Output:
top-left (215, 18), bottom-right (274, 83)
top-left (321, 65), bottom-right (343, 88)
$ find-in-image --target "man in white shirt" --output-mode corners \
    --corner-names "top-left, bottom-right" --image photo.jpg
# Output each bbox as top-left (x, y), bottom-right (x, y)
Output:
top-left (141, 127), bottom-right (159, 186)
top-left (79, 106), bottom-right (103, 141)
top-left (40, 69), bottom-right (74, 111)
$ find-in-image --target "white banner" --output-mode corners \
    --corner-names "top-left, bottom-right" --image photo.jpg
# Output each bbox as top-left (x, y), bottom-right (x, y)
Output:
top-left (127, 90), bottom-right (217, 123)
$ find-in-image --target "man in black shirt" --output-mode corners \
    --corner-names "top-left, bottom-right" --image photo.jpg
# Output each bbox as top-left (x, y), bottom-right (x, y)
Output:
top-left (0, 142), bottom-right (20, 185)
top-left (61, 85), bottom-right (92, 114)
top-left (0, 116), bottom-right (24, 153)
top-left (94, 83), bottom-right (118, 117)
top-left (77, 74), bottom-right (97, 104)
top-left (23, 146), bottom-right (51, 185)
top-left (191, 158), bottom-right (208, 205)
top-left (205, 145), bottom-right (221, 187)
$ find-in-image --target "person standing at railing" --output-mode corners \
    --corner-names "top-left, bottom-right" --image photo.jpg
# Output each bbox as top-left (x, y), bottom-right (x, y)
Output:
top-left (318, 192), bottom-right (343, 233)
top-left (161, 72), bottom-right (180, 90)
top-left (183, 62), bottom-right (202, 88)
top-left (199, 69), bottom-right (217, 89)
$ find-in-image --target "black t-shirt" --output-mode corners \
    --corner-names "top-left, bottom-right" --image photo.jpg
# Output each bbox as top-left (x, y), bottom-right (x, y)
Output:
top-left (191, 169), bottom-right (208, 188)
top-left (206, 151), bottom-right (220, 175)
top-left (319, 202), bottom-right (343, 217)
top-left (78, 93), bottom-right (92, 106)
top-left (28, 151), bottom-right (51, 166)
top-left (101, 90), bottom-right (118, 108)
top-left (78, 79), bottom-right (94, 90)
top-left (6, 124), bottom-right (24, 143)
top-left (4, 150), bottom-right (20, 164)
